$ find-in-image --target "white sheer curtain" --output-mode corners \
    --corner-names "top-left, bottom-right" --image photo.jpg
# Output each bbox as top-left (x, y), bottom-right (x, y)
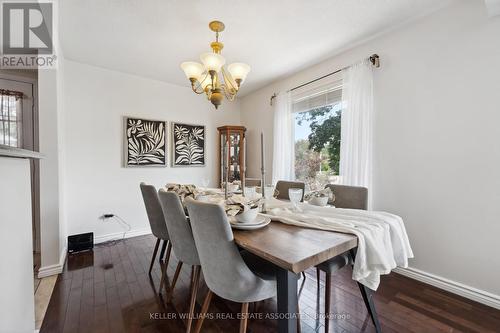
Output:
top-left (340, 60), bottom-right (374, 204)
top-left (272, 91), bottom-right (294, 184)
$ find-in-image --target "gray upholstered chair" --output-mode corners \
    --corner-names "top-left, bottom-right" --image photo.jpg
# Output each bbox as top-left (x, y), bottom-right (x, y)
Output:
top-left (139, 183), bottom-right (172, 277)
top-left (275, 180), bottom-right (305, 202)
top-left (158, 189), bottom-right (201, 333)
top-left (185, 199), bottom-right (276, 333)
top-left (324, 184), bottom-right (368, 209)
top-left (316, 184), bottom-right (381, 333)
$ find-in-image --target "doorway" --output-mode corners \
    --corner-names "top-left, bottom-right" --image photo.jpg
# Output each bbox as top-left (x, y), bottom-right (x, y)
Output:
top-left (0, 71), bottom-right (40, 273)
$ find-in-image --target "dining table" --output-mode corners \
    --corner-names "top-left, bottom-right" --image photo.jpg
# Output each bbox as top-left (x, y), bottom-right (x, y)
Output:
top-left (191, 188), bottom-right (359, 333)
top-left (233, 218), bottom-right (358, 333)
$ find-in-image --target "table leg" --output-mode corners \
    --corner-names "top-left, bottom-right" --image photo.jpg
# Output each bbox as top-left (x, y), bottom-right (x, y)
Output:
top-left (357, 282), bottom-right (382, 333)
top-left (276, 268), bottom-right (299, 333)
top-left (350, 249), bottom-right (382, 333)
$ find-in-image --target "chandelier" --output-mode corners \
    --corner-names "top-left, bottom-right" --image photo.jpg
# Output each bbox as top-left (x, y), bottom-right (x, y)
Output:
top-left (180, 21), bottom-right (250, 109)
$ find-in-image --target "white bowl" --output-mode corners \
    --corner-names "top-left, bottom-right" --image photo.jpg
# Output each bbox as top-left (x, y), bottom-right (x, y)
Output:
top-left (309, 196), bottom-right (329, 207)
top-left (227, 184), bottom-right (239, 192)
top-left (235, 207), bottom-right (259, 224)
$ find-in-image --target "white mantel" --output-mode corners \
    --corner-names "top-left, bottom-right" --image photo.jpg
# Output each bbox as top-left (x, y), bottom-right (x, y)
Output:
top-left (0, 146), bottom-right (42, 333)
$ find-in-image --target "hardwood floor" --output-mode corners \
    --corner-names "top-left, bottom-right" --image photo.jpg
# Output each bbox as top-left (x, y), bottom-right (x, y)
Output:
top-left (41, 235), bottom-right (500, 333)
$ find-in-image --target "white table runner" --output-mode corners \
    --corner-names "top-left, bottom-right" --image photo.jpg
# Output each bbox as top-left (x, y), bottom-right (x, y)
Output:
top-left (263, 198), bottom-right (414, 290)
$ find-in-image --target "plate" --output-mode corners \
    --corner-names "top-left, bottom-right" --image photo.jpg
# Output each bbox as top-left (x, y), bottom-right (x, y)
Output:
top-left (229, 215), bottom-right (271, 230)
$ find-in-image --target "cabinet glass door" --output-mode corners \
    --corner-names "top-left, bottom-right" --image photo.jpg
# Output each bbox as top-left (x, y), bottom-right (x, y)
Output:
top-left (219, 126), bottom-right (246, 187)
top-left (221, 131), bottom-right (242, 184)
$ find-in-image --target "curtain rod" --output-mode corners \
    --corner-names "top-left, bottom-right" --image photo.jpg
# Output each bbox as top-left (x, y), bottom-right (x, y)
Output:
top-left (0, 89), bottom-right (24, 100)
top-left (270, 54), bottom-right (379, 106)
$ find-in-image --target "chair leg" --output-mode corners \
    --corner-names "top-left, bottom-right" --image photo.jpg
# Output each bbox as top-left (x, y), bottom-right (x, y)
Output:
top-left (159, 240), bottom-right (167, 263)
top-left (148, 238), bottom-right (160, 275)
top-left (316, 267), bottom-right (321, 291)
top-left (296, 300), bottom-right (301, 333)
top-left (194, 289), bottom-right (213, 333)
top-left (188, 266), bottom-right (195, 299)
top-left (169, 261), bottom-right (184, 294)
top-left (186, 265), bottom-right (201, 333)
top-left (159, 262), bottom-right (167, 294)
top-left (158, 250), bottom-right (176, 294)
top-left (324, 272), bottom-right (331, 333)
top-left (164, 241), bottom-right (173, 268)
top-left (239, 302), bottom-right (249, 333)
top-left (357, 282), bottom-right (382, 333)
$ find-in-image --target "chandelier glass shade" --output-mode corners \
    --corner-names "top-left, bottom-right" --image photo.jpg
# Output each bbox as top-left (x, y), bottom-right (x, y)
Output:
top-left (180, 21), bottom-right (250, 109)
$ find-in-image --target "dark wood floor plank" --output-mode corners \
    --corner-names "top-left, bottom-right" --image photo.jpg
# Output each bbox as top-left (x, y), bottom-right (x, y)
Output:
top-left (62, 284), bottom-right (82, 333)
top-left (78, 277), bottom-right (95, 333)
top-left (40, 234), bottom-right (500, 333)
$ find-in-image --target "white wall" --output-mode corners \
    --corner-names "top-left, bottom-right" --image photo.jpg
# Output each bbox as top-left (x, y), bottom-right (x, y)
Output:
top-left (0, 157), bottom-right (35, 333)
top-left (241, 0), bottom-right (500, 300)
top-left (62, 60), bottom-right (241, 240)
top-left (57, 52), bottom-right (68, 261)
top-left (38, 68), bottom-right (64, 270)
top-left (34, 12), bottom-right (68, 274)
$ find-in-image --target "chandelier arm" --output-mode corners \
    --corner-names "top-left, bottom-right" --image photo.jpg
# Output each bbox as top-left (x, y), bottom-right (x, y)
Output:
top-left (191, 72), bottom-right (211, 93)
top-left (219, 81), bottom-right (236, 97)
top-left (220, 84), bottom-right (236, 101)
top-left (191, 85), bottom-right (206, 94)
top-left (221, 67), bottom-right (238, 92)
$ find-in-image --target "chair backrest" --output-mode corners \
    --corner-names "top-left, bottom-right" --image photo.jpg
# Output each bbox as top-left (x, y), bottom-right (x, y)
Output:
top-left (275, 180), bottom-right (305, 201)
top-left (139, 183), bottom-right (169, 240)
top-left (325, 184), bottom-right (368, 210)
top-left (158, 189), bottom-right (199, 266)
top-left (245, 178), bottom-right (262, 187)
top-left (185, 199), bottom-right (273, 303)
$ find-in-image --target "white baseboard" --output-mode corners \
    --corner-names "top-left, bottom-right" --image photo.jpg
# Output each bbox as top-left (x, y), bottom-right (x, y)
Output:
top-left (394, 267), bottom-right (500, 310)
top-left (94, 227), bottom-right (152, 244)
top-left (36, 229), bottom-right (151, 278)
top-left (37, 246), bottom-right (67, 278)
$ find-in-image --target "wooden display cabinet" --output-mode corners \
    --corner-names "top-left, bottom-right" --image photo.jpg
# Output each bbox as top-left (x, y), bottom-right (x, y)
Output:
top-left (218, 125), bottom-right (246, 187)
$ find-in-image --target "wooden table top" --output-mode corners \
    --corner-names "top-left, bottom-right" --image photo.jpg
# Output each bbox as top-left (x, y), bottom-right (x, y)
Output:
top-left (233, 221), bottom-right (358, 273)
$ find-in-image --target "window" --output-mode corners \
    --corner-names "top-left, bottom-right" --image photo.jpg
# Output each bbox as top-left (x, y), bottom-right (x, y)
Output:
top-left (293, 81), bottom-right (342, 191)
top-left (0, 90), bottom-right (23, 147)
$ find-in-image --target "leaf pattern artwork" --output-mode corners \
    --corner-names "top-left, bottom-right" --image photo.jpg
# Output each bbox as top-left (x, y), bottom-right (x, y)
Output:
top-left (172, 123), bottom-right (205, 166)
top-left (126, 118), bottom-right (166, 166)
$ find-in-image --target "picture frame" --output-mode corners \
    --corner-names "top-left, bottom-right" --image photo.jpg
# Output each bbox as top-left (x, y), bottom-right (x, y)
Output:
top-left (171, 122), bottom-right (206, 167)
top-left (124, 116), bottom-right (167, 167)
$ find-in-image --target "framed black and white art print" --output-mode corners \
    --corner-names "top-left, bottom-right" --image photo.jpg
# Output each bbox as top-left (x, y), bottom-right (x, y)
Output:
top-left (125, 117), bottom-right (167, 167)
top-left (171, 122), bottom-right (206, 167)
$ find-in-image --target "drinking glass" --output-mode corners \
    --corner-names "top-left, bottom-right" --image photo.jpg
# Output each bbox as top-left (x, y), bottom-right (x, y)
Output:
top-left (201, 178), bottom-right (210, 189)
top-left (288, 188), bottom-right (303, 212)
top-left (264, 185), bottom-right (275, 199)
top-left (244, 186), bottom-right (257, 199)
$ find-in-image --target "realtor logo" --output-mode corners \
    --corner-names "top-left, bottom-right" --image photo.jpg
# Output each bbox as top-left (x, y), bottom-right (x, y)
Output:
top-left (2, 2), bottom-right (52, 54)
top-left (1, 1), bottom-right (56, 68)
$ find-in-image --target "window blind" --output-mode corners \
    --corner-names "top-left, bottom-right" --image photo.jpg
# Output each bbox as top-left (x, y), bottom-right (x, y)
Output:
top-left (292, 79), bottom-right (342, 113)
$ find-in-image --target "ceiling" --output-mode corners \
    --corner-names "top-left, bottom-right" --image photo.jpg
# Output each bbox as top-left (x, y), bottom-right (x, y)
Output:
top-left (60, 0), bottom-right (452, 96)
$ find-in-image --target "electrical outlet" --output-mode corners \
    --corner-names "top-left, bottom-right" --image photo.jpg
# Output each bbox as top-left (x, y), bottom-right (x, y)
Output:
top-left (100, 213), bottom-right (115, 220)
